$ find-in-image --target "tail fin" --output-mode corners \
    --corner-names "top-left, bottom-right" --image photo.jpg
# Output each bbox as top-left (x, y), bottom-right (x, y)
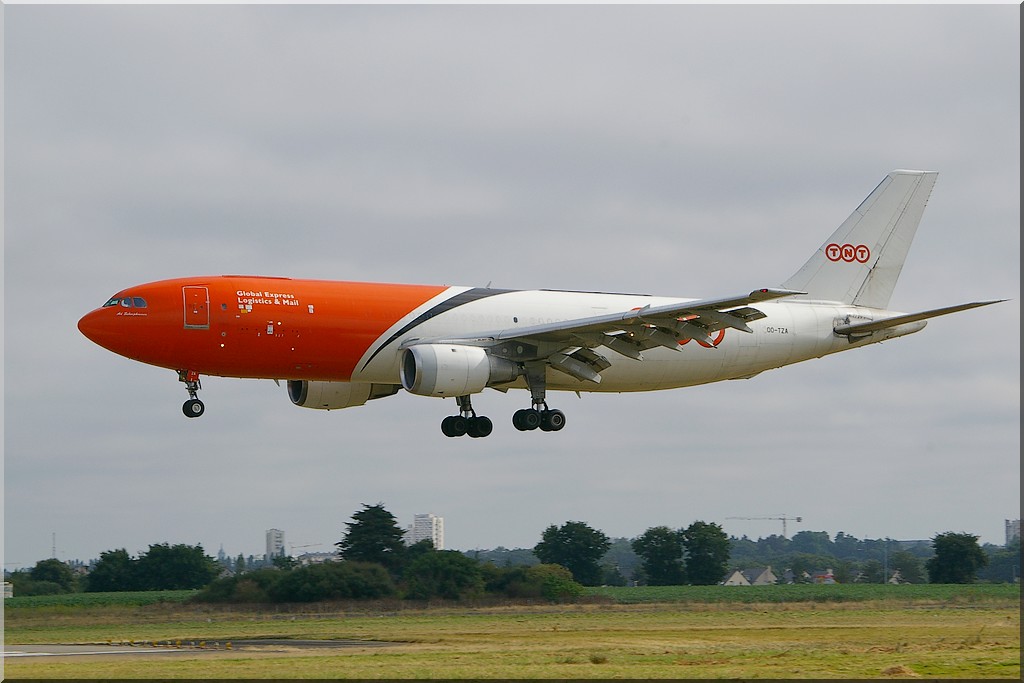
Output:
top-left (780, 170), bottom-right (938, 308)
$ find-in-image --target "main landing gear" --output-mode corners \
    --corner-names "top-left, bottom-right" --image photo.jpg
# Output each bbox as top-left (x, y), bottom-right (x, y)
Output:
top-left (512, 404), bottom-right (566, 432)
top-left (441, 395), bottom-right (493, 438)
top-left (440, 362), bottom-right (566, 437)
top-left (178, 369), bottom-right (205, 418)
top-left (512, 360), bottom-right (565, 432)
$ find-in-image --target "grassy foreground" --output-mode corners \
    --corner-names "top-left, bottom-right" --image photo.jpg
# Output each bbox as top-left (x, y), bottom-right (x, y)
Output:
top-left (4, 586), bottom-right (1020, 679)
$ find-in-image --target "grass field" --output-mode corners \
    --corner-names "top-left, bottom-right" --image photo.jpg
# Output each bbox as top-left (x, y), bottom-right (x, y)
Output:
top-left (4, 584), bottom-right (1019, 679)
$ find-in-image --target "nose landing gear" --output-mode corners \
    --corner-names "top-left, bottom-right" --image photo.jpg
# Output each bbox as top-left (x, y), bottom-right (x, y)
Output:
top-left (178, 369), bottom-right (205, 418)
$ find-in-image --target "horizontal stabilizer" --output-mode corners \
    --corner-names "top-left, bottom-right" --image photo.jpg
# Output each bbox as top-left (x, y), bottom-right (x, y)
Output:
top-left (834, 300), bottom-right (1006, 336)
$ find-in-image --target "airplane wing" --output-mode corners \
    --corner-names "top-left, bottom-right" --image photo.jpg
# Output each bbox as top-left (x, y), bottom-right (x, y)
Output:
top-left (833, 300), bottom-right (1006, 337)
top-left (402, 287), bottom-right (805, 384)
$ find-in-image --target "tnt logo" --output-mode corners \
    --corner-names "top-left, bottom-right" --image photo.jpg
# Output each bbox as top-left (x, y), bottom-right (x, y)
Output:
top-left (679, 329), bottom-right (726, 348)
top-left (826, 243), bottom-right (870, 263)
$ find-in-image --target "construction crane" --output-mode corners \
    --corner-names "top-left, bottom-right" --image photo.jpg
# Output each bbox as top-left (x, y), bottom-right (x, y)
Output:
top-left (288, 543), bottom-right (323, 555)
top-left (726, 515), bottom-right (803, 539)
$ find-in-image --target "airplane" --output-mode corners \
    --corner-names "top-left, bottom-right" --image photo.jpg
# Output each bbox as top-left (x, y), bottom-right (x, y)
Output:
top-left (78, 170), bottom-right (1003, 438)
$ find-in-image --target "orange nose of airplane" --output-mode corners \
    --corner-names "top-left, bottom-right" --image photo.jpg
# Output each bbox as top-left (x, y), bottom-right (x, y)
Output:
top-left (78, 309), bottom-right (124, 354)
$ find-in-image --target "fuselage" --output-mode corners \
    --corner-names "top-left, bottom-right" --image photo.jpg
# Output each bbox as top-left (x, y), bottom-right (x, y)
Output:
top-left (74, 172), bottom-right (1000, 437)
top-left (77, 275), bottom-right (920, 394)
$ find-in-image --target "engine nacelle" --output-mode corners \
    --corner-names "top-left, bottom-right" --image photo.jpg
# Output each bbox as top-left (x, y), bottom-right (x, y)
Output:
top-left (400, 344), bottom-right (519, 397)
top-left (288, 380), bottom-right (399, 410)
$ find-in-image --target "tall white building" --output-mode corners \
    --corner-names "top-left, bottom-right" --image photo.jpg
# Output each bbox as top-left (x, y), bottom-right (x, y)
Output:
top-left (1006, 519), bottom-right (1021, 546)
top-left (265, 528), bottom-right (285, 561)
top-left (407, 513), bottom-right (444, 550)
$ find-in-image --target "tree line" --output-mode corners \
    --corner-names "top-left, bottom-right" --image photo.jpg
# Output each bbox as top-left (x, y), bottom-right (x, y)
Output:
top-left (7, 505), bottom-right (1016, 600)
top-left (198, 504), bottom-right (584, 603)
top-left (6, 543), bottom-right (220, 596)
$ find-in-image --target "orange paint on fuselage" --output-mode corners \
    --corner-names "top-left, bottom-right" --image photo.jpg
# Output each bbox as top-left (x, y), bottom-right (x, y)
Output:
top-left (78, 276), bottom-right (448, 381)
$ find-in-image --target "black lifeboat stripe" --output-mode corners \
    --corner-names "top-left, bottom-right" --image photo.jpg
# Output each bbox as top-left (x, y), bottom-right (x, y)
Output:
top-left (361, 287), bottom-right (517, 371)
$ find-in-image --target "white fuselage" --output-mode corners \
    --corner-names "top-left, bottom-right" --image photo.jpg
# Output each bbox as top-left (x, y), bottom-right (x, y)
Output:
top-left (353, 287), bottom-right (917, 394)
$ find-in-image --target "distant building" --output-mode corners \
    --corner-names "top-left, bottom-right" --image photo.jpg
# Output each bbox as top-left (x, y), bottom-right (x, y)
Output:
top-left (297, 552), bottom-right (337, 566)
top-left (406, 513), bottom-right (444, 550)
top-left (265, 528), bottom-right (285, 561)
top-left (722, 566), bottom-right (778, 586)
top-left (3, 582), bottom-right (13, 599)
top-left (778, 568), bottom-right (839, 584)
top-left (1006, 519), bottom-right (1020, 546)
top-left (811, 568), bottom-right (837, 584)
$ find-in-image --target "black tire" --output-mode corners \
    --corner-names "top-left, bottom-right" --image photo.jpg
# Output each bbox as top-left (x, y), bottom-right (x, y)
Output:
top-left (183, 399), bottom-right (205, 418)
top-left (544, 409), bottom-right (566, 431)
top-left (441, 416), bottom-right (458, 437)
top-left (468, 415), bottom-right (493, 438)
top-left (449, 415), bottom-right (468, 437)
top-left (520, 409), bottom-right (541, 431)
top-left (512, 409), bottom-right (528, 431)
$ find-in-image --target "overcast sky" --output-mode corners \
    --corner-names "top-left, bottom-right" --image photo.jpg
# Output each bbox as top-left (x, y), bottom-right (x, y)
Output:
top-left (4, 4), bottom-right (1019, 570)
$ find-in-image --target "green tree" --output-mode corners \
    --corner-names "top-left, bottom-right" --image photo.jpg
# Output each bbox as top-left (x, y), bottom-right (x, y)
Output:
top-left (272, 555), bottom-right (298, 571)
top-left (406, 539), bottom-right (436, 565)
top-left (135, 543), bottom-right (220, 590)
top-left (977, 538), bottom-right (1021, 583)
top-left (832, 531), bottom-right (862, 560)
top-left (787, 553), bottom-right (837, 581)
top-left (528, 564), bottom-right (584, 602)
top-left (831, 559), bottom-right (858, 584)
top-left (7, 572), bottom-right (64, 596)
top-left (790, 531), bottom-right (833, 557)
top-left (682, 521), bottom-right (730, 585)
top-left (336, 503), bottom-right (408, 575)
top-left (926, 532), bottom-right (988, 583)
top-left (86, 549), bottom-right (137, 592)
top-left (632, 526), bottom-right (686, 585)
top-left (890, 550), bottom-right (926, 584)
top-left (602, 537), bottom-right (642, 581)
top-left (858, 559), bottom-right (884, 583)
top-left (533, 521), bottom-right (610, 586)
top-left (404, 550), bottom-right (484, 600)
top-left (481, 564), bottom-right (537, 598)
top-left (481, 563), bottom-right (585, 602)
top-left (601, 563), bottom-right (627, 586)
top-left (197, 568), bottom-right (282, 603)
top-left (268, 562), bottom-right (396, 602)
top-left (29, 558), bottom-right (75, 592)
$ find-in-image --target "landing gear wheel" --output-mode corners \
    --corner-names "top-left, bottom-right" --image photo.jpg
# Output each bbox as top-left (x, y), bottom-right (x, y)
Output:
top-left (178, 370), bottom-right (205, 418)
top-left (540, 409), bottom-right (566, 432)
top-left (441, 415), bottom-right (468, 437)
top-left (513, 408), bottom-right (542, 431)
top-left (467, 416), bottom-right (493, 438)
top-left (183, 398), bottom-right (205, 418)
top-left (442, 395), bottom-right (492, 438)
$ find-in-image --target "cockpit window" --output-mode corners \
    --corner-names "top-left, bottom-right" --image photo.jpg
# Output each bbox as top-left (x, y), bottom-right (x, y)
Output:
top-left (102, 296), bottom-right (147, 308)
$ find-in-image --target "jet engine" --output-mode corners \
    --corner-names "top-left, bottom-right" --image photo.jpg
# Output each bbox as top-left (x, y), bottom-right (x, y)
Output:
top-left (400, 344), bottom-right (519, 397)
top-left (288, 380), bottom-right (399, 410)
